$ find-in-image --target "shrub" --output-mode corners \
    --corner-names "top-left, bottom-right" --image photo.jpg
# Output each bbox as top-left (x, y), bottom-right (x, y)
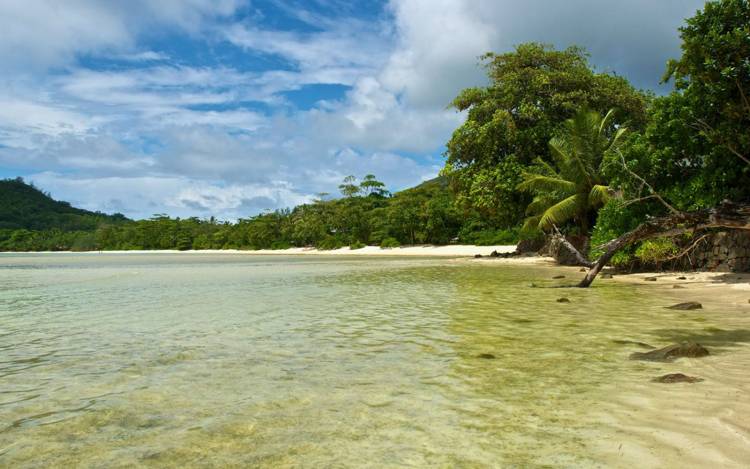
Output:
top-left (379, 237), bottom-right (401, 249)
top-left (316, 236), bottom-right (344, 250)
top-left (349, 241), bottom-right (366, 250)
top-left (635, 238), bottom-right (678, 264)
top-left (270, 240), bottom-right (292, 250)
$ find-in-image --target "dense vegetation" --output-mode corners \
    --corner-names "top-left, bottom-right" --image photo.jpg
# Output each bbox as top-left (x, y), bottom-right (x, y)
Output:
top-left (2, 0), bottom-right (747, 262)
top-left (0, 176), bottom-right (515, 251)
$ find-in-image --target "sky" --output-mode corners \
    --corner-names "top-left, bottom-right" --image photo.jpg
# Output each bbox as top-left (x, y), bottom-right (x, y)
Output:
top-left (0, 0), bottom-right (706, 220)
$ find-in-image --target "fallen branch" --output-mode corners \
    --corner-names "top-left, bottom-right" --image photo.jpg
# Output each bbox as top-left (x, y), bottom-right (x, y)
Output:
top-left (550, 226), bottom-right (594, 268)
top-left (662, 234), bottom-right (710, 263)
top-left (578, 201), bottom-right (750, 287)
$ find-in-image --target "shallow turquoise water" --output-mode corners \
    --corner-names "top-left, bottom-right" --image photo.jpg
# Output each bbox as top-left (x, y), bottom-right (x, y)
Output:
top-left (0, 253), bottom-right (747, 467)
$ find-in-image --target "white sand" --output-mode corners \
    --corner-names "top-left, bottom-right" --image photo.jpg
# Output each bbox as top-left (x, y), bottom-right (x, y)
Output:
top-left (2, 245), bottom-right (518, 257)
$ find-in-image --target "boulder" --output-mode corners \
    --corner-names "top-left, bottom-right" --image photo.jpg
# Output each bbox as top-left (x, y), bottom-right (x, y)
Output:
top-left (666, 302), bottom-right (703, 310)
top-left (652, 373), bottom-right (704, 383)
top-left (629, 342), bottom-right (709, 362)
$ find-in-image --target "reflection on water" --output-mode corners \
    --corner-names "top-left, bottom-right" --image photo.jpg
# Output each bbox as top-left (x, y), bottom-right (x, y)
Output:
top-left (0, 253), bottom-right (748, 467)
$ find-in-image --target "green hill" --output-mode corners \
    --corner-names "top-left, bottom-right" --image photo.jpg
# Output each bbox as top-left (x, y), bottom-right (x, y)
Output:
top-left (0, 177), bottom-right (129, 231)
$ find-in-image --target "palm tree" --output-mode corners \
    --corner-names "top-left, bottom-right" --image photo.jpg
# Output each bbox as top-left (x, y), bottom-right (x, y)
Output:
top-left (517, 108), bottom-right (626, 233)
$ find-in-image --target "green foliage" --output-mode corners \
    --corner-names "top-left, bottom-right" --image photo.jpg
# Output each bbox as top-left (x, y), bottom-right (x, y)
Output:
top-left (379, 237), bottom-right (401, 248)
top-left (0, 177), bottom-right (129, 231)
top-left (1, 175), bottom-right (509, 252)
top-left (518, 109), bottom-right (623, 232)
top-left (635, 238), bottom-right (679, 264)
top-left (444, 43), bottom-right (648, 226)
top-left (459, 228), bottom-right (519, 246)
top-left (349, 241), bottom-right (366, 250)
top-left (617, 0), bottom-right (750, 210)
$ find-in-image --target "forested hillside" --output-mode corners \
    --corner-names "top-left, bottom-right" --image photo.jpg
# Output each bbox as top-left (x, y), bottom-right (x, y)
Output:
top-left (0, 175), bottom-right (516, 251)
top-left (0, 177), bottom-right (129, 231)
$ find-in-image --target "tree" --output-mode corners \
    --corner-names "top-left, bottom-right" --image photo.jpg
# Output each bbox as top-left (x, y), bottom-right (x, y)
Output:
top-left (359, 174), bottom-right (389, 197)
top-left (518, 109), bottom-right (625, 233)
top-left (338, 175), bottom-right (361, 198)
top-left (443, 43), bottom-right (648, 227)
top-left (615, 0), bottom-right (750, 213)
top-left (665, 0), bottom-right (750, 170)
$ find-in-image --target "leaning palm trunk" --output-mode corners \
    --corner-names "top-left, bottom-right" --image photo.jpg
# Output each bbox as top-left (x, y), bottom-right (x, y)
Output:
top-left (577, 201), bottom-right (750, 287)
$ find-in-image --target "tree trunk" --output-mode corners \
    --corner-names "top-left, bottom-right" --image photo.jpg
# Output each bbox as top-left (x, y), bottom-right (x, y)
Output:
top-left (578, 201), bottom-right (750, 287)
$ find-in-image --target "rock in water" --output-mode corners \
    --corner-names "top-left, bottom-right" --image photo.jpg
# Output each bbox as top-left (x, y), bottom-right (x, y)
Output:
top-left (666, 302), bottom-right (703, 310)
top-left (629, 342), bottom-right (709, 362)
top-left (556, 297), bottom-right (570, 303)
top-left (474, 254), bottom-right (483, 258)
top-left (644, 276), bottom-right (658, 281)
top-left (673, 285), bottom-right (685, 289)
top-left (477, 353), bottom-right (496, 359)
top-left (612, 339), bottom-right (654, 349)
top-left (677, 276), bottom-right (687, 280)
top-left (652, 373), bottom-right (704, 383)
top-left (579, 268), bottom-right (587, 272)
top-left (552, 275), bottom-right (565, 279)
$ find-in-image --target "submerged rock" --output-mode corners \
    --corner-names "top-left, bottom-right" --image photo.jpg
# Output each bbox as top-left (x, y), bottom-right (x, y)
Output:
top-left (612, 339), bottom-right (654, 349)
top-left (666, 301), bottom-right (703, 310)
top-left (673, 285), bottom-right (685, 289)
top-left (477, 353), bottom-right (496, 359)
top-left (644, 276), bottom-right (658, 281)
top-left (556, 297), bottom-right (570, 303)
top-left (652, 373), bottom-right (704, 383)
top-left (629, 342), bottom-right (709, 362)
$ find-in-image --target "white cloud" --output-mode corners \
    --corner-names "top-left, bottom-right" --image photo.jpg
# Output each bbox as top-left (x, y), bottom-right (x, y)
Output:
top-left (0, 0), bottom-right (241, 71)
top-left (0, 0), bottom-right (706, 219)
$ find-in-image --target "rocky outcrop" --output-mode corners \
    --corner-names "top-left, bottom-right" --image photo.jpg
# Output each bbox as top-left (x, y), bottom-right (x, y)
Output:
top-left (541, 234), bottom-right (591, 266)
top-left (629, 342), bottom-right (709, 362)
top-left (652, 373), bottom-right (704, 383)
top-left (666, 302), bottom-right (702, 310)
top-left (682, 230), bottom-right (750, 272)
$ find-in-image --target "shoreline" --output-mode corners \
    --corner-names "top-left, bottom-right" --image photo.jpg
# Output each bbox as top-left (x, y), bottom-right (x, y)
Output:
top-left (0, 244), bottom-right (519, 257)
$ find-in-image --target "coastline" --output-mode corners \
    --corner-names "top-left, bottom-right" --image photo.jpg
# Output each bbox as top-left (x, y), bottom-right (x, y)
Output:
top-left (0, 244), bottom-right (519, 257)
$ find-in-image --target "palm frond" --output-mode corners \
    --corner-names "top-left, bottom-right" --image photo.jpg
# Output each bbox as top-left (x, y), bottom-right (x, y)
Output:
top-left (598, 108), bottom-right (617, 138)
top-left (517, 174), bottom-right (576, 195)
top-left (522, 215), bottom-right (542, 232)
top-left (539, 194), bottom-right (585, 230)
top-left (525, 193), bottom-right (559, 215)
top-left (589, 184), bottom-right (613, 206)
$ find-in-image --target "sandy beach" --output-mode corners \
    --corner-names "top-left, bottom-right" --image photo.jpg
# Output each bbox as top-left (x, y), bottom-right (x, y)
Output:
top-left (2, 245), bottom-right (519, 257)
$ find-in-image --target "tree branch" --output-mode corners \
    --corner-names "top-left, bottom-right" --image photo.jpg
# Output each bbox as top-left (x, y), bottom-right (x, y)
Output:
top-left (578, 201), bottom-right (750, 287)
top-left (616, 150), bottom-right (680, 214)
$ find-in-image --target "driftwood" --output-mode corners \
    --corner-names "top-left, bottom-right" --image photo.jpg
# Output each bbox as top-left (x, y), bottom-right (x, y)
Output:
top-left (549, 228), bottom-right (594, 268)
top-left (577, 201), bottom-right (750, 287)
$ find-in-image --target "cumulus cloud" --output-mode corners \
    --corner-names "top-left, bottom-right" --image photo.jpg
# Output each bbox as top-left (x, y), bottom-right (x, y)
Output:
top-left (0, 0), bottom-right (705, 219)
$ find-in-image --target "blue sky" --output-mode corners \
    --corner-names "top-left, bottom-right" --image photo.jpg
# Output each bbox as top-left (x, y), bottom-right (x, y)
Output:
top-left (0, 0), bottom-right (704, 220)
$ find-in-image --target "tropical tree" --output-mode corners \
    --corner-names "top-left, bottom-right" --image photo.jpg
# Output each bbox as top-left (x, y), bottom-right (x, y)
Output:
top-left (359, 174), bottom-right (389, 197)
top-left (518, 109), bottom-right (626, 233)
top-left (338, 175), bottom-right (361, 198)
top-left (443, 43), bottom-right (649, 227)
